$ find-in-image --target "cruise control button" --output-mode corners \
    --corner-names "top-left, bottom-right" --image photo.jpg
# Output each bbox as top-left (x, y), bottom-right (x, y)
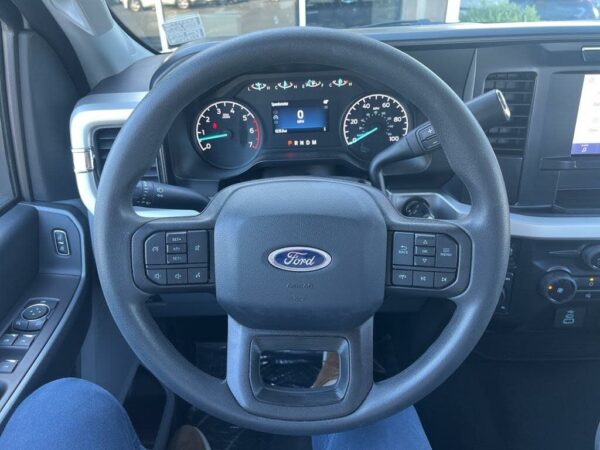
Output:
top-left (413, 271), bottom-right (434, 288)
top-left (166, 232), bottom-right (187, 244)
top-left (146, 269), bottom-right (166, 285)
top-left (393, 232), bottom-right (414, 266)
top-left (144, 232), bottom-right (166, 265)
top-left (167, 268), bottom-right (187, 285)
top-left (166, 254), bottom-right (187, 265)
top-left (188, 268), bottom-right (208, 284)
top-left (188, 231), bottom-right (209, 264)
top-left (392, 270), bottom-right (413, 286)
top-left (22, 304), bottom-right (50, 321)
top-left (167, 244), bottom-right (187, 254)
top-left (434, 272), bottom-right (456, 288)
top-left (435, 235), bottom-right (458, 268)
top-left (415, 234), bottom-right (436, 247)
top-left (414, 256), bottom-right (435, 267)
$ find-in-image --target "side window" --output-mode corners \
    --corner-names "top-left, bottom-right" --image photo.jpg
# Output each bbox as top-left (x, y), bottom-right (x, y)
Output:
top-left (0, 106), bottom-right (15, 211)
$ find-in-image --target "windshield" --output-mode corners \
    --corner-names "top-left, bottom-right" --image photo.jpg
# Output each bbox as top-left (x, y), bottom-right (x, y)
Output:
top-left (106, 0), bottom-right (600, 52)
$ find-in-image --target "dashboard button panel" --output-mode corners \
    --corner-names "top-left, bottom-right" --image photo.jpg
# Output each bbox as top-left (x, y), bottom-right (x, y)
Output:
top-left (144, 230), bottom-right (210, 286)
top-left (391, 232), bottom-right (459, 290)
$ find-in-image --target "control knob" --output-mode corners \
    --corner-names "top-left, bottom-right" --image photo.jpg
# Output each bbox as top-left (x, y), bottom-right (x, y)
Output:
top-left (539, 271), bottom-right (577, 304)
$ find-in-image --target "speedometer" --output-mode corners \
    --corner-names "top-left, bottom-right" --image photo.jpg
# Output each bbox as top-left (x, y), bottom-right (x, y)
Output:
top-left (194, 100), bottom-right (262, 169)
top-left (342, 94), bottom-right (409, 159)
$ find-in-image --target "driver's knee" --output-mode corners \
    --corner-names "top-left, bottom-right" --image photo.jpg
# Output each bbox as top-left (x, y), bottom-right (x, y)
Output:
top-left (0, 377), bottom-right (141, 450)
top-left (312, 406), bottom-right (431, 450)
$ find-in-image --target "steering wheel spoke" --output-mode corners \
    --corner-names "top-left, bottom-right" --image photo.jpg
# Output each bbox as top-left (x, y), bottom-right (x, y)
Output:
top-left (226, 317), bottom-right (374, 421)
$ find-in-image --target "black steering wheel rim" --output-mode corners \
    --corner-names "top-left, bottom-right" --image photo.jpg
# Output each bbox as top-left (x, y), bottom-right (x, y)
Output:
top-left (94, 27), bottom-right (510, 435)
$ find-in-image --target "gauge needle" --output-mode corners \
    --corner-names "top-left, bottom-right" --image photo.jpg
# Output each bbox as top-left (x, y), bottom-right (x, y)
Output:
top-left (349, 127), bottom-right (378, 145)
top-left (198, 132), bottom-right (230, 143)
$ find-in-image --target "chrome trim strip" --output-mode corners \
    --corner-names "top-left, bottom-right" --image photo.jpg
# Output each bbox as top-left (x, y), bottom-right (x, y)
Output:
top-left (70, 92), bottom-right (197, 218)
top-left (72, 150), bottom-right (94, 173)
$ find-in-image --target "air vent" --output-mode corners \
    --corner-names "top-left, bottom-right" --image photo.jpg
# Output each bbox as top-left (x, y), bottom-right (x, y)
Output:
top-left (93, 127), bottom-right (160, 181)
top-left (484, 72), bottom-right (536, 155)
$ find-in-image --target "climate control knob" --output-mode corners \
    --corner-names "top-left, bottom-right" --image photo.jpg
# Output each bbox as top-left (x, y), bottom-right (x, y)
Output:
top-left (582, 244), bottom-right (600, 271)
top-left (539, 271), bottom-right (577, 304)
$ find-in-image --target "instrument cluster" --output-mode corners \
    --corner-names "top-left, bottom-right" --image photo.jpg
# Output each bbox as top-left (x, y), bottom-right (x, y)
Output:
top-left (187, 71), bottom-right (417, 172)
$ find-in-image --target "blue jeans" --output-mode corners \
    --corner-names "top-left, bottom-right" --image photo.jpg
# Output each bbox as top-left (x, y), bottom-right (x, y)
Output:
top-left (0, 378), bottom-right (431, 450)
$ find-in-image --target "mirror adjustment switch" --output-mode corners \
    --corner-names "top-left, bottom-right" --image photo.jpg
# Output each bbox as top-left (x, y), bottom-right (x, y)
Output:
top-left (145, 232), bottom-right (166, 265)
top-left (27, 318), bottom-right (46, 331)
top-left (12, 318), bottom-right (29, 332)
top-left (22, 304), bottom-right (50, 321)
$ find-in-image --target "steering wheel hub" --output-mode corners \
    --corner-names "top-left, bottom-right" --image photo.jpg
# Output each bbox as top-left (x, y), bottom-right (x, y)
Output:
top-left (215, 179), bottom-right (387, 331)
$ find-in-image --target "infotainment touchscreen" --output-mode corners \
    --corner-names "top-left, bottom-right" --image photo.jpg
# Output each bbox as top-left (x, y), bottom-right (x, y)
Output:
top-left (571, 74), bottom-right (600, 155)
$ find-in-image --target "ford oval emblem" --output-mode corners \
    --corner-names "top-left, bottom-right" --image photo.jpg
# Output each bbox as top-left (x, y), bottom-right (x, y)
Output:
top-left (268, 247), bottom-right (332, 272)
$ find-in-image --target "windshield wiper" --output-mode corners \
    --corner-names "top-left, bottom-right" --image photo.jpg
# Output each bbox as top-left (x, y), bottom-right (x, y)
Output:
top-left (351, 19), bottom-right (439, 29)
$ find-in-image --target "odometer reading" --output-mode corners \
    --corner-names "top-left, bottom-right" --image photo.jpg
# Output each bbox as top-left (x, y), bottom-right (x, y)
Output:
top-left (342, 94), bottom-right (409, 159)
top-left (194, 100), bottom-right (261, 169)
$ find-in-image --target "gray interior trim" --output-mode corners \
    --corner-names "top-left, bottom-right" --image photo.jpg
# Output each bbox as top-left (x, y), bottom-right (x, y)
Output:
top-left (41, 0), bottom-right (150, 88)
top-left (70, 92), bottom-right (196, 218)
top-left (69, 91), bottom-right (600, 234)
top-left (0, 204), bottom-right (88, 425)
top-left (392, 192), bottom-right (600, 240)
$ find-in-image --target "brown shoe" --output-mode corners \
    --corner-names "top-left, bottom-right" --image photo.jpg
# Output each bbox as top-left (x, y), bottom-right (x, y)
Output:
top-left (168, 425), bottom-right (212, 450)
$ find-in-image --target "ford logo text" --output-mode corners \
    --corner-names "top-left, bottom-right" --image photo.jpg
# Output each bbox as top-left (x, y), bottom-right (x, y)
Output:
top-left (268, 247), bottom-right (332, 272)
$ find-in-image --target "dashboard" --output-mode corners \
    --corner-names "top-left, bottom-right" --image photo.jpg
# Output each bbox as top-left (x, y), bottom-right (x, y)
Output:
top-left (71, 26), bottom-right (600, 338)
top-left (169, 71), bottom-right (424, 181)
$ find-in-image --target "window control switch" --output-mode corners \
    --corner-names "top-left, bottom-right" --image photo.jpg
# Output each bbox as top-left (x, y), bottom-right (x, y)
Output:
top-left (0, 360), bottom-right (18, 374)
top-left (13, 334), bottom-right (35, 348)
top-left (0, 334), bottom-right (18, 347)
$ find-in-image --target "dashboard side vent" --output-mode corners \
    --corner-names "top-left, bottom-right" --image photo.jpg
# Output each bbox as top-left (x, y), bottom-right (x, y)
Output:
top-left (93, 127), bottom-right (160, 181)
top-left (484, 72), bottom-right (536, 155)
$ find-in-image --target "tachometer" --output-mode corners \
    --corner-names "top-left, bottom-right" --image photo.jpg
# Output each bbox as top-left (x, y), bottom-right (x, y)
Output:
top-left (194, 100), bottom-right (261, 169)
top-left (342, 94), bottom-right (409, 159)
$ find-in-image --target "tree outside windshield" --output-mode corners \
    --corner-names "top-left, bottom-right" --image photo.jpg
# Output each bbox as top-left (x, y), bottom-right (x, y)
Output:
top-left (106, 0), bottom-right (600, 52)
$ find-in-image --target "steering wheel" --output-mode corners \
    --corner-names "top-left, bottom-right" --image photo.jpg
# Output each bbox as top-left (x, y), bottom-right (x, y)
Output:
top-left (94, 27), bottom-right (510, 435)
